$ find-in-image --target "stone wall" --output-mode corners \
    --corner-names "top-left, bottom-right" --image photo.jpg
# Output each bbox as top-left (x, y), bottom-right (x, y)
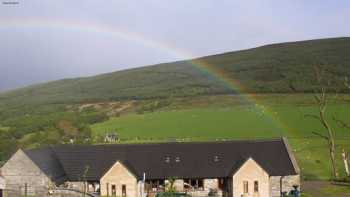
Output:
top-left (270, 175), bottom-right (300, 197)
top-left (100, 161), bottom-right (139, 197)
top-left (1, 150), bottom-right (51, 196)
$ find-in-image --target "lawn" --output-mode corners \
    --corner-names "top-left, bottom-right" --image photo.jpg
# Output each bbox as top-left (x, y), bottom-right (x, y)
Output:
top-left (303, 181), bottom-right (350, 196)
top-left (321, 184), bottom-right (350, 196)
top-left (90, 95), bottom-right (350, 180)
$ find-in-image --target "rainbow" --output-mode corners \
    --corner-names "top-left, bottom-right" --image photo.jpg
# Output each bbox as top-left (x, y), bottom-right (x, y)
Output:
top-left (0, 19), bottom-right (294, 137)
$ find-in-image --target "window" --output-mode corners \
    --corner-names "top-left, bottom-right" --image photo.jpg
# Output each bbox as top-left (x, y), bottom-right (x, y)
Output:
top-left (122, 185), bottom-right (127, 197)
top-left (111, 185), bottom-right (116, 196)
top-left (254, 181), bottom-right (259, 193)
top-left (145, 179), bottom-right (165, 191)
top-left (165, 156), bottom-right (170, 163)
top-left (175, 156), bottom-right (181, 162)
top-left (190, 179), bottom-right (204, 190)
top-left (214, 156), bottom-right (220, 162)
top-left (243, 181), bottom-right (248, 194)
top-left (218, 178), bottom-right (226, 190)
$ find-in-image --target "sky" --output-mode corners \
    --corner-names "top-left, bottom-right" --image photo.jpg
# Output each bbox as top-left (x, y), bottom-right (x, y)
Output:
top-left (0, 0), bottom-right (349, 91)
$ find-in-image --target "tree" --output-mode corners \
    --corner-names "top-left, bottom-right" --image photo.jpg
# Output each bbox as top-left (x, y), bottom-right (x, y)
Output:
top-left (0, 130), bottom-right (17, 161)
top-left (57, 120), bottom-right (79, 142)
top-left (165, 177), bottom-right (177, 193)
top-left (339, 77), bottom-right (350, 177)
top-left (332, 77), bottom-right (350, 177)
top-left (306, 65), bottom-right (338, 179)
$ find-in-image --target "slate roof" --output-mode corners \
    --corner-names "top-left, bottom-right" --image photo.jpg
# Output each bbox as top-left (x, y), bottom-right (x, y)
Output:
top-left (24, 147), bottom-right (67, 184)
top-left (24, 138), bottom-right (298, 182)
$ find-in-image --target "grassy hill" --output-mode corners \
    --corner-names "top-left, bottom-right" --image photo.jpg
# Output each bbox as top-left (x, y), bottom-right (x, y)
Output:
top-left (1, 37), bottom-right (350, 108)
top-left (0, 37), bottom-right (350, 182)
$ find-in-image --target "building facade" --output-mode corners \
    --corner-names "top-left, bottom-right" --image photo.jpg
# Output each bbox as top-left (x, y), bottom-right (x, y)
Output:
top-left (0, 174), bottom-right (5, 197)
top-left (1, 138), bottom-right (300, 197)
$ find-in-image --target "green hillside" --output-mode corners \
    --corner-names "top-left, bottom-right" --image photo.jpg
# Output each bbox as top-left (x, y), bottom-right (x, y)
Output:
top-left (1, 37), bottom-right (350, 108)
top-left (89, 95), bottom-right (350, 180)
top-left (0, 37), bottom-right (350, 181)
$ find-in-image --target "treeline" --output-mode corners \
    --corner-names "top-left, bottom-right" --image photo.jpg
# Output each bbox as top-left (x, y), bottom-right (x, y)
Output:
top-left (0, 105), bottom-right (108, 162)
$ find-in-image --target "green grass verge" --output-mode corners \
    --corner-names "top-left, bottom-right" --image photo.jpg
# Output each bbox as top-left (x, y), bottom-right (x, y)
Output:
top-left (321, 184), bottom-right (350, 196)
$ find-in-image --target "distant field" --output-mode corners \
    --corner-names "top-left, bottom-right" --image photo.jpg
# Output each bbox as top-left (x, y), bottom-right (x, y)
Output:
top-left (91, 105), bottom-right (350, 139)
top-left (91, 95), bottom-right (350, 180)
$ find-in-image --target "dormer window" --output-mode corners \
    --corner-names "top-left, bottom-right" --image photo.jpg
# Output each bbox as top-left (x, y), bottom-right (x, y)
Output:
top-left (175, 156), bottom-right (181, 163)
top-left (165, 156), bottom-right (170, 163)
top-left (214, 155), bottom-right (220, 162)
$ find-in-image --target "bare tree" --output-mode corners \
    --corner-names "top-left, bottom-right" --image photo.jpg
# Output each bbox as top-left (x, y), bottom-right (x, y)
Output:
top-left (333, 116), bottom-right (350, 130)
top-left (306, 65), bottom-right (338, 179)
top-left (331, 77), bottom-right (350, 177)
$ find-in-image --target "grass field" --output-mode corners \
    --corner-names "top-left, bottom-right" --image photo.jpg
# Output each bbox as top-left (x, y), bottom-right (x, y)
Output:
top-left (303, 181), bottom-right (350, 196)
top-left (91, 95), bottom-right (350, 180)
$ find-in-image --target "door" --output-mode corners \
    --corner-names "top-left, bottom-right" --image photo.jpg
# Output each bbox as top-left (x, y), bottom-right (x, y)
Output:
top-left (0, 189), bottom-right (3, 197)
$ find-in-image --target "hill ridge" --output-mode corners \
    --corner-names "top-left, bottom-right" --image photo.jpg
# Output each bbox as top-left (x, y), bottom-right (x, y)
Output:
top-left (1, 37), bottom-right (350, 107)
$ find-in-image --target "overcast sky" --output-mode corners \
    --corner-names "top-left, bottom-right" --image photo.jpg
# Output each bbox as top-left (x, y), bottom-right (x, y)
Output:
top-left (0, 0), bottom-right (349, 91)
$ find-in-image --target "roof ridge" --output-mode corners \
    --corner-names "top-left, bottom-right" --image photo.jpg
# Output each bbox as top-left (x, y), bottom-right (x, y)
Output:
top-left (52, 138), bottom-right (283, 148)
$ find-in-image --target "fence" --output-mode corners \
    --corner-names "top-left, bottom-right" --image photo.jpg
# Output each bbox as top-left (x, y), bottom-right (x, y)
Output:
top-left (1, 188), bottom-right (46, 197)
top-left (1, 186), bottom-right (96, 197)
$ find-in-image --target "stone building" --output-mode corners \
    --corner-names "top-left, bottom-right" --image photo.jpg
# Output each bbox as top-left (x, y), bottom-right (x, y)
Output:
top-left (1, 147), bottom-right (66, 196)
top-left (0, 172), bottom-right (5, 197)
top-left (1, 138), bottom-right (300, 197)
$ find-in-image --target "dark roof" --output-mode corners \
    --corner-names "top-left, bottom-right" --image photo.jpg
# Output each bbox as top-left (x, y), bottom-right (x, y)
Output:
top-left (25, 138), bottom-right (298, 181)
top-left (24, 147), bottom-right (67, 184)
